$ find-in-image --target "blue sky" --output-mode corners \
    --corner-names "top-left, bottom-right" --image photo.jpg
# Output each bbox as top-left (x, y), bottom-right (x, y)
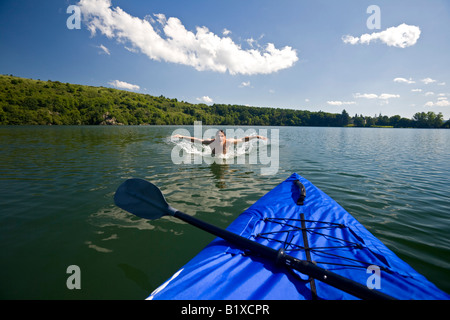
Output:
top-left (1, 0), bottom-right (449, 119)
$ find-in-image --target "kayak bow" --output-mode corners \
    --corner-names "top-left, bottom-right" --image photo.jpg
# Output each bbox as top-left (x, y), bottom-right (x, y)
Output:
top-left (115, 173), bottom-right (449, 300)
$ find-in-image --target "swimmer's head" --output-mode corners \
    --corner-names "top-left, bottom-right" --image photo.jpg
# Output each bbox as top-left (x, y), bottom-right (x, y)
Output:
top-left (215, 130), bottom-right (226, 142)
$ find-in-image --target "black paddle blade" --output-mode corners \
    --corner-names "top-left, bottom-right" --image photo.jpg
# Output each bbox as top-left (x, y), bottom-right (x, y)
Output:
top-left (114, 178), bottom-right (177, 220)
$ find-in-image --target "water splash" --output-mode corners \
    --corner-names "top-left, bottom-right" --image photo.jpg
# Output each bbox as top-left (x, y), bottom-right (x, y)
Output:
top-left (167, 134), bottom-right (265, 161)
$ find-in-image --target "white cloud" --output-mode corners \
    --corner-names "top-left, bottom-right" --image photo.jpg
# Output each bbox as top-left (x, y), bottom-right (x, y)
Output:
top-left (246, 38), bottom-right (256, 48)
top-left (438, 82), bottom-right (446, 86)
top-left (341, 35), bottom-right (359, 45)
top-left (342, 23), bottom-right (421, 48)
top-left (196, 96), bottom-right (213, 104)
top-left (378, 93), bottom-right (400, 100)
top-left (422, 77), bottom-right (437, 84)
top-left (354, 93), bottom-right (378, 99)
top-left (78, 0), bottom-right (298, 75)
top-left (124, 46), bottom-right (138, 53)
top-left (108, 80), bottom-right (140, 91)
top-left (411, 89), bottom-right (422, 92)
top-left (223, 28), bottom-right (231, 36)
top-left (327, 101), bottom-right (356, 106)
top-left (354, 93), bottom-right (400, 102)
top-left (97, 44), bottom-right (110, 55)
top-left (436, 100), bottom-right (449, 106)
top-left (425, 98), bottom-right (450, 107)
top-left (425, 91), bottom-right (435, 96)
top-left (394, 77), bottom-right (415, 84)
top-left (239, 81), bottom-right (251, 88)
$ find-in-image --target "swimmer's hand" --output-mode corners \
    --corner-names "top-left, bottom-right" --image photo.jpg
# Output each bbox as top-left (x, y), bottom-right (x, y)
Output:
top-left (257, 135), bottom-right (268, 141)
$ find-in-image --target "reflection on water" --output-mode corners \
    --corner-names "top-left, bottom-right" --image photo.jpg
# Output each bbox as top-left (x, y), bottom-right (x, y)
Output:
top-left (89, 206), bottom-right (156, 231)
top-left (0, 125), bottom-right (449, 299)
top-left (210, 162), bottom-right (228, 189)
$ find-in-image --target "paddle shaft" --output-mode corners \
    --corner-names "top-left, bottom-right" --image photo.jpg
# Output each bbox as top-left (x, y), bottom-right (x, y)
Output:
top-left (173, 210), bottom-right (396, 300)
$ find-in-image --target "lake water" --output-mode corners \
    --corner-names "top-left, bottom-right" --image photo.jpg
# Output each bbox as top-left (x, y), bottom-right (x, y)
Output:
top-left (0, 125), bottom-right (449, 299)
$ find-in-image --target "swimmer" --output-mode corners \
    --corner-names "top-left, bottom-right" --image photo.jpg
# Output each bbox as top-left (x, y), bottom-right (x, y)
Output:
top-left (172, 130), bottom-right (267, 155)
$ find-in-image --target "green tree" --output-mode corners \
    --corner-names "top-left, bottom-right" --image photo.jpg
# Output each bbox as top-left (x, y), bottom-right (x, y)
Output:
top-left (340, 109), bottom-right (350, 126)
top-left (389, 115), bottom-right (401, 127)
top-left (353, 114), bottom-right (365, 127)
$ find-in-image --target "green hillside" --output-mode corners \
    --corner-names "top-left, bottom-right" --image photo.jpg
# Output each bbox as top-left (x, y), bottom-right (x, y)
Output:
top-left (0, 75), bottom-right (447, 128)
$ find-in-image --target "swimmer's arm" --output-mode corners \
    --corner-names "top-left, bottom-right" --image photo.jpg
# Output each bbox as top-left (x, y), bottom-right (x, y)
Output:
top-left (201, 139), bottom-right (214, 145)
top-left (232, 135), bottom-right (268, 144)
top-left (172, 134), bottom-right (213, 144)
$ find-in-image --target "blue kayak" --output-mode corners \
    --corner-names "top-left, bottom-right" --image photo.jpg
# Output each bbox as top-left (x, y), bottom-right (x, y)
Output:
top-left (147, 173), bottom-right (449, 300)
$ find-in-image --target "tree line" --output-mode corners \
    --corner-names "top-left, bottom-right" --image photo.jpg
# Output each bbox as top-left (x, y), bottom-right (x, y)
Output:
top-left (0, 75), bottom-right (448, 128)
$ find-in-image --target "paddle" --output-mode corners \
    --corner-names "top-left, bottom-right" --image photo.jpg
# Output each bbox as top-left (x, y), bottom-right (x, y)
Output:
top-left (114, 178), bottom-right (396, 300)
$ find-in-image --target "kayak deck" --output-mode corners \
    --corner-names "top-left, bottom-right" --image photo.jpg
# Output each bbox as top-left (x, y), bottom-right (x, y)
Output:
top-left (148, 173), bottom-right (449, 300)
